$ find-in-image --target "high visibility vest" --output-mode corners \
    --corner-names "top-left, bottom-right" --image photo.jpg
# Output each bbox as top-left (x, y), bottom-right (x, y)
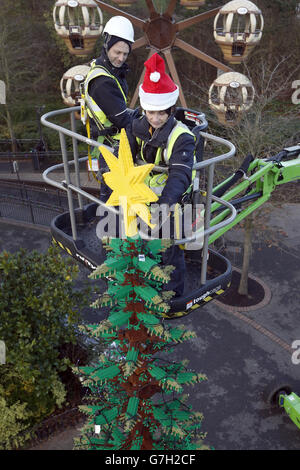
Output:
top-left (138, 120), bottom-right (196, 197)
top-left (82, 60), bottom-right (127, 142)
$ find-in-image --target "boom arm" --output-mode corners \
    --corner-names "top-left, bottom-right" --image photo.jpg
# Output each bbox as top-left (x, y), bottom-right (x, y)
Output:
top-left (208, 145), bottom-right (300, 244)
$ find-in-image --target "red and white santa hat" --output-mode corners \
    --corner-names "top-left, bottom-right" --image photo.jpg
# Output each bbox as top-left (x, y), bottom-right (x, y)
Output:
top-left (139, 53), bottom-right (179, 111)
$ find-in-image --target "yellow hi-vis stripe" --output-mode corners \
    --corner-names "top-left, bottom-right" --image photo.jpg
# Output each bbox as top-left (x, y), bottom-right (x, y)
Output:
top-left (174, 203), bottom-right (181, 240)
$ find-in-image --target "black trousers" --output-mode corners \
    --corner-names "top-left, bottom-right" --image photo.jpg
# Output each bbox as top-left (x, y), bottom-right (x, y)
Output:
top-left (161, 243), bottom-right (185, 297)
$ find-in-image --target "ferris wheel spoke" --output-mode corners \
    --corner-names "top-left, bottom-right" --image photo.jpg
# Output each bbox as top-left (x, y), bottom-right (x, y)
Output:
top-left (130, 49), bottom-right (156, 109)
top-left (176, 7), bottom-right (221, 32)
top-left (94, 0), bottom-right (145, 30)
top-left (174, 38), bottom-right (232, 73)
top-left (145, 0), bottom-right (159, 18)
top-left (162, 48), bottom-right (187, 108)
top-left (132, 36), bottom-right (148, 51)
top-left (164, 0), bottom-right (177, 18)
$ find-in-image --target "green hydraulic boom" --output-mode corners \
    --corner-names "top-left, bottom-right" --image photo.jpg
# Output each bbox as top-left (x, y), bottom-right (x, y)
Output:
top-left (208, 145), bottom-right (300, 244)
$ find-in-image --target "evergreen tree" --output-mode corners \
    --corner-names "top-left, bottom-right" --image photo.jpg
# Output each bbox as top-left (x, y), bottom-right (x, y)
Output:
top-left (73, 236), bottom-right (207, 450)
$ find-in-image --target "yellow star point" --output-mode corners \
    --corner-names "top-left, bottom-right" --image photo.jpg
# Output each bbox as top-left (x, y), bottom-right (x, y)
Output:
top-left (99, 129), bottom-right (158, 237)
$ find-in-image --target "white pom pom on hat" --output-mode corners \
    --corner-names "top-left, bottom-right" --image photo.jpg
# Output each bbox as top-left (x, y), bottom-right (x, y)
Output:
top-left (139, 53), bottom-right (179, 111)
top-left (150, 71), bottom-right (161, 83)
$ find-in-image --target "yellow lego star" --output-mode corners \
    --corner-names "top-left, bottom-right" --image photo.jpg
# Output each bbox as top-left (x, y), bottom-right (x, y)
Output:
top-left (99, 129), bottom-right (158, 237)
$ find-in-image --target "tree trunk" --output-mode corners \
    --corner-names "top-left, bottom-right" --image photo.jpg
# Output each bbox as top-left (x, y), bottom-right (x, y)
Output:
top-left (5, 105), bottom-right (18, 153)
top-left (238, 215), bottom-right (253, 296)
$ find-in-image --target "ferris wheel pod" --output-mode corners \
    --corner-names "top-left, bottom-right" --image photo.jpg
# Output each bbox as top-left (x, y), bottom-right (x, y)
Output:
top-left (53, 0), bottom-right (103, 56)
top-left (213, 109), bottom-right (242, 127)
top-left (180, 0), bottom-right (206, 9)
top-left (208, 71), bottom-right (254, 126)
top-left (215, 41), bottom-right (257, 65)
top-left (63, 35), bottom-right (100, 56)
top-left (214, 0), bottom-right (264, 64)
top-left (60, 64), bottom-right (90, 118)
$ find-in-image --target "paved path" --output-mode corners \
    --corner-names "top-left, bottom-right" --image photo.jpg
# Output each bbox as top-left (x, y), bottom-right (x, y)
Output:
top-left (1, 201), bottom-right (300, 450)
top-left (0, 167), bottom-right (99, 191)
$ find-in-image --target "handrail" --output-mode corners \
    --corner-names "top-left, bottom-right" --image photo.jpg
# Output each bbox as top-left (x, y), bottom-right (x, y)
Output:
top-left (41, 107), bottom-right (237, 284)
top-left (42, 155), bottom-right (236, 234)
top-left (41, 106), bottom-right (113, 153)
top-left (41, 107), bottom-right (236, 168)
top-left (42, 156), bottom-right (119, 213)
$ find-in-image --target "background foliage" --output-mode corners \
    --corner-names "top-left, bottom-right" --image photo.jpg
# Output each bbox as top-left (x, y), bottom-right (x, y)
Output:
top-left (0, 246), bottom-right (90, 449)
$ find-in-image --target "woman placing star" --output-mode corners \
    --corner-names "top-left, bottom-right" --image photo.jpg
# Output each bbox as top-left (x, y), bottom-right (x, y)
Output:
top-left (100, 53), bottom-right (196, 297)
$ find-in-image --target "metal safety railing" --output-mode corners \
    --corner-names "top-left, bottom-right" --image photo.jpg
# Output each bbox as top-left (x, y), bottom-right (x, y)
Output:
top-left (41, 106), bottom-right (237, 285)
top-left (0, 195), bottom-right (64, 227)
top-left (0, 181), bottom-right (71, 227)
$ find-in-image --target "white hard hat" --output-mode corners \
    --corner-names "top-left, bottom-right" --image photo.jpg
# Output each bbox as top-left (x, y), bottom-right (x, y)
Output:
top-left (103, 16), bottom-right (134, 43)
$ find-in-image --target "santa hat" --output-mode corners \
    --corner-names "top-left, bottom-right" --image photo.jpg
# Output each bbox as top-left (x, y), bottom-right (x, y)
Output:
top-left (139, 53), bottom-right (179, 111)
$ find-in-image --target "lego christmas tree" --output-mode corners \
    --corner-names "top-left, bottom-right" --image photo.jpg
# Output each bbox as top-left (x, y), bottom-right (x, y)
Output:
top-left (73, 130), bottom-right (207, 450)
top-left (74, 237), bottom-right (207, 450)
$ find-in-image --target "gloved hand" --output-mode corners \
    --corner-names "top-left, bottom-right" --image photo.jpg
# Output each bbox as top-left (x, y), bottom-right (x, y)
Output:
top-left (127, 107), bottom-right (141, 120)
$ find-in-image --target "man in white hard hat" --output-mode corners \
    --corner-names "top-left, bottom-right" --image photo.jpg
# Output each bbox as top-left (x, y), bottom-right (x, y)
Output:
top-left (126, 53), bottom-right (195, 297)
top-left (83, 16), bottom-right (136, 146)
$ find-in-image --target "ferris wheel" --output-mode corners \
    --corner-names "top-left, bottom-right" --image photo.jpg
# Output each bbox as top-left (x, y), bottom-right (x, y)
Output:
top-left (53, 0), bottom-right (264, 126)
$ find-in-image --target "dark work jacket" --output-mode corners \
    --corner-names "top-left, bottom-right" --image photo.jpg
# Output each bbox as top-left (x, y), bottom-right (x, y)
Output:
top-left (88, 49), bottom-right (135, 132)
top-left (126, 114), bottom-right (195, 206)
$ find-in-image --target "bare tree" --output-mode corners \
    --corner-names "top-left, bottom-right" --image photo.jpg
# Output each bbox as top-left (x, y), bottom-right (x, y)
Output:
top-left (186, 55), bottom-right (300, 296)
top-left (0, 23), bottom-right (18, 152)
top-left (0, 0), bottom-right (63, 151)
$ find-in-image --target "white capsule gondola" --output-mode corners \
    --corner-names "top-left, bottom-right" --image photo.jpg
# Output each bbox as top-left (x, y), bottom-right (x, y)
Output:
top-left (214, 0), bottom-right (264, 64)
top-left (60, 64), bottom-right (90, 118)
top-left (53, 0), bottom-right (103, 56)
top-left (209, 71), bottom-right (254, 126)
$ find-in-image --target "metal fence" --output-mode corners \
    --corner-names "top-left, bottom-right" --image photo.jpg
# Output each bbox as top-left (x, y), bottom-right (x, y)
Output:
top-left (0, 150), bottom-right (87, 173)
top-left (0, 180), bottom-right (83, 227)
top-left (0, 180), bottom-right (69, 206)
top-left (0, 195), bottom-right (64, 226)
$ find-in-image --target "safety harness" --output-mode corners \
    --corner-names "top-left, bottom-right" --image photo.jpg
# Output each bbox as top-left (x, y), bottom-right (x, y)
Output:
top-left (137, 119), bottom-right (196, 198)
top-left (80, 60), bottom-right (127, 181)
